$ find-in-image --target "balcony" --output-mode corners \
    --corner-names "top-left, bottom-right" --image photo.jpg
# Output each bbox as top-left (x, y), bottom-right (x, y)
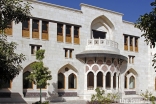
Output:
top-left (86, 39), bottom-right (120, 54)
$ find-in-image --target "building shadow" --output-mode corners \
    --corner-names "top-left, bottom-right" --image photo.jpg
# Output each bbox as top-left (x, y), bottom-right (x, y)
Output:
top-left (0, 89), bottom-right (27, 103)
top-left (46, 82), bottom-right (66, 103)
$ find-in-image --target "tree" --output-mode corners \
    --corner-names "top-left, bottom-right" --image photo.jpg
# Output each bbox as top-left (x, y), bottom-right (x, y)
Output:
top-left (27, 50), bottom-right (52, 103)
top-left (135, 1), bottom-right (156, 68)
top-left (0, 0), bottom-right (32, 31)
top-left (0, 0), bottom-right (32, 87)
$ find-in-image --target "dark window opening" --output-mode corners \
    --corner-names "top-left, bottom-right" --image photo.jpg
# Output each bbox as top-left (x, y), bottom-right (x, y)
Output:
top-left (31, 46), bottom-right (35, 54)
top-left (42, 21), bottom-right (48, 33)
top-left (124, 36), bottom-right (128, 45)
top-left (58, 73), bottom-right (65, 89)
top-left (113, 73), bottom-right (116, 88)
top-left (66, 25), bottom-right (71, 36)
top-left (22, 20), bottom-right (29, 30)
top-left (130, 37), bottom-right (133, 46)
top-left (106, 72), bottom-right (111, 88)
top-left (74, 27), bottom-right (79, 38)
top-left (92, 30), bottom-right (106, 39)
top-left (57, 24), bottom-right (63, 35)
top-left (97, 72), bottom-right (103, 87)
top-left (32, 19), bottom-right (39, 31)
top-left (68, 73), bottom-right (77, 89)
top-left (23, 71), bottom-right (33, 89)
top-left (87, 72), bottom-right (94, 87)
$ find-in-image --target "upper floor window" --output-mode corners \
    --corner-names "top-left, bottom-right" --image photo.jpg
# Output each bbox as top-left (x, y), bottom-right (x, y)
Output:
top-left (22, 20), bottom-right (29, 30)
top-left (30, 44), bottom-right (42, 55)
top-left (5, 22), bottom-right (12, 35)
top-left (42, 21), bottom-right (48, 33)
top-left (57, 24), bottom-right (63, 35)
top-left (32, 19), bottom-right (39, 32)
top-left (92, 30), bottom-right (106, 39)
top-left (66, 25), bottom-right (71, 36)
top-left (74, 27), bottom-right (79, 38)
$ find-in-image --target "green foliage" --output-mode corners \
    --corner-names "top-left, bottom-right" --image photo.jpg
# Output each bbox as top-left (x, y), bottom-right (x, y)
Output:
top-left (140, 90), bottom-right (155, 104)
top-left (89, 88), bottom-right (120, 104)
top-left (135, 1), bottom-right (156, 68)
top-left (0, 0), bottom-right (32, 31)
top-left (0, 35), bottom-right (26, 88)
top-left (33, 101), bottom-right (49, 104)
top-left (36, 50), bottom-right (45, 61)
top-left (27, 49), bottom-right (52, 103)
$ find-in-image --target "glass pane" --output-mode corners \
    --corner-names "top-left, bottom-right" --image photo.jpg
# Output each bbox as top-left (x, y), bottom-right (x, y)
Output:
top-left (92, 30), bottom-right (106, 39)
top-left (58, 73), bottom-right (65, 89)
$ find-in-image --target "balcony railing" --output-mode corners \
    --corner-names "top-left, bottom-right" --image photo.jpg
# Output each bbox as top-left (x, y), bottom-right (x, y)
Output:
top-left (86, 39), bottom-right (120, 53)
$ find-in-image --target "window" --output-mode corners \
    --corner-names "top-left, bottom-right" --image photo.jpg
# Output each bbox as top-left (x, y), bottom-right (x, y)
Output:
top-left (22, 19), bottom-right (29, 37)
top-left (57, 24), bottom-right (63, 42)
top-left (66, 25), bottom-right (71, 36)
top-left (32, 19), bottom-right (39, 31)
top-left (125, 76), bottom-right (127, 89)
top-left (23, 71), bottom-right (33, 89)
top-left (57, 24), bottom-right (63, 35)
top-left (106, 72), bottom-right (111, 88)
top-left (64, 48), bottom-right (74, 58)
top-left (92, 30), bottom-right (106, 39)
top-left (58, 73), bottom-right (65, 89)
top-left (0, 80), bottom-right (11, 88)
top-left (128, 55), bottom-right (135, 64)
top-left (42, 21), bottom-right (48, 33)
top-left (129, 76), bottom-right (135, 89)
top-left (87, 72), bottom-right (94, 90)
top-left (68, 73), bottom-right (77, 89)
top-left (97, 72), bottom-right (103, 87)
top-left (124, 34), bottom-right (139, 52)
top-left (5, 22), bottom-right (12, 35)
top-left (113, 73), bottom-right (116, 88)
top-left (30, 44), bottom-right (42, 55)
top-left (74, 27), bottom-right (79, 38)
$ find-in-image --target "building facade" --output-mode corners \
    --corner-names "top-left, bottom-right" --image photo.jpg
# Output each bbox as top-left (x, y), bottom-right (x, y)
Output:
top-left (0, 0), bottom-right (155, 102)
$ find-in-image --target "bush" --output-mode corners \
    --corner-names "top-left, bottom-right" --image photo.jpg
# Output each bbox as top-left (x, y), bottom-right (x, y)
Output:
top-left (33, 101), bottom-right (49, 104)
top-left (87, 88), bottom-right (120, 104)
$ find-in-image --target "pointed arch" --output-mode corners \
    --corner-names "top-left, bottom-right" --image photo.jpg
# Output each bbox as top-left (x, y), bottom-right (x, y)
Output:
top-left (87, 72), bottom-right (94, 90)
top-left (58, 64), bottom-right (78, 74)
top-left (106, 72), bottom-right (111, 89)
top-left (58, 73), bottom-right (65, 89)
top-left (97, 71), bottom-right (103, 87)
top-left (68, 73), bottom-right (77, 89)
top-left (23, 71), bottom-right (33, 89)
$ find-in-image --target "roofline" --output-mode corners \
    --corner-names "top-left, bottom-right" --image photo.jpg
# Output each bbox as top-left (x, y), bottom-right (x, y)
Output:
top-left (26, 0), bottom-right (82, 13)
top-left (80, 3), bottom-right (124, 16)
top-left (123, 20), bottom-right (135, 25)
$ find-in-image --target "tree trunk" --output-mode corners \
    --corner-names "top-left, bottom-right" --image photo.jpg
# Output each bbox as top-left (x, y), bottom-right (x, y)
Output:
top-left (40, 87), bottom-right (42, 104)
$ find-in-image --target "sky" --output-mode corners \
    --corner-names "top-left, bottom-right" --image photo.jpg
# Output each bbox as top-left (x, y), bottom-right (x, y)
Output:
top-left (40, 0), bottom-right (154, 23)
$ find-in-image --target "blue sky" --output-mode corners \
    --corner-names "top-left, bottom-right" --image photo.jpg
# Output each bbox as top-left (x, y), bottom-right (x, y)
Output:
top-left (41, 0), bottom-right (154, 22)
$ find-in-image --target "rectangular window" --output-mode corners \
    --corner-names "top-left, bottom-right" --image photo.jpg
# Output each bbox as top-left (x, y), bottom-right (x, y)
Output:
top-left (69, 50), bottom-right (72, 58)
top-left (5, 22), bottom-right (12, 35)
top-left (32, 19), bottom-right (39, 39)
top-left (22, 19), bottom-right (29, 37)
top-left (65, 49), bottom-right (68, 58)
top-left (124, 35), bottom-right (128, 50)
top-left (32, 19), bottom-right (39, 32)
top-left (74, 27), bottom-right (79, 38)
top-left (128, 55), bottom-right (135, 64)
top-left (42, 21), bottom-right (48, 40)
top-left (42, 21), bottom-right (48, 33)
top-left (135, 38), bottom-right (138, 52)
top-left (66, 25), bottom-right (71, 36)
top-left (31, 45), bottom-right (35, 54)
top-left (130, 37), bottom-right (133, 51)
top-left (57, 24), bottom-right (63, 35)
top-left (37, 46), bottom-right (40, 51)
top-left (57, 24), bottom-right (63, 42)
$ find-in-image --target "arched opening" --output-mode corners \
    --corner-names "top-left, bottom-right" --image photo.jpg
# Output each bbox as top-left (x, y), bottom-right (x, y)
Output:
top-left (23, 71), bottom-right (33, 89)
top-left (124, 76), bottom-right (127, 89)
top-left (118, 74), bottom-right (120, 89)
top-left (68, 73), bottom-right (77, 89)
top-left (129, 76), bottom-right (135, 89)
top-left (113, 73), bottom-right (116, 89)
top-left (87, 72), bottom-right (94, 90)
top-left (97, 72), bottom-right (103, 87)
top-left (106, 72), bottom-right (111, 89)
top-left (58, 73), bottom-right (65, 89)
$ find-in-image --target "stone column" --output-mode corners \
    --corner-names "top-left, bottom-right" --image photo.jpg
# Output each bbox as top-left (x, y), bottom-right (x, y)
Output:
top-left (111, 76), bottom-right (113, 90)
top-left (84, 75), bottom-right (87, 90)
top-left (39, 20), bottom-right (42, 40)
top-left (103, 75), bottom-right (105, 90)
top-left (30, 19), bottom-right (32, 38)
top-left (94, 75), bottom-right (97, 90)
top-left (63, 24), bottom-right (66, 43)
top-left (128, 36), bottom-right (130, 51)
top-left (116, 75), bottom-right (118, 90)
top-left (65, 76), bottom-right (68, 90)
top-left (71, 26), bottom-right (74, 44)
top-left (127, 76), bottom-right (129, 89)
